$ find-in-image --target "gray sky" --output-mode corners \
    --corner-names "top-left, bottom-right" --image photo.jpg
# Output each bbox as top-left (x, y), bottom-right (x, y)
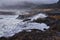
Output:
top-left (0, 0), bottom-right (59, 7)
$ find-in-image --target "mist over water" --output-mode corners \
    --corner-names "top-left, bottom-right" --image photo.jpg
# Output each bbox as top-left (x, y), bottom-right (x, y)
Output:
top-left (0, 0), bottom-right (59, 9)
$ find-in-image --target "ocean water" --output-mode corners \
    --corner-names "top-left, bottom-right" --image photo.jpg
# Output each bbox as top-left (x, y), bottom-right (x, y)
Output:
top-left (0, 13), bottom-right (49, 37)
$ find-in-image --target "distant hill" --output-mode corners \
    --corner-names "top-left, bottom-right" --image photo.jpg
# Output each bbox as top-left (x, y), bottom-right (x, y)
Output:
top-left (32, 0), bottom-right (60, 9)
top-left (0, 0), bottom-right (60, 9)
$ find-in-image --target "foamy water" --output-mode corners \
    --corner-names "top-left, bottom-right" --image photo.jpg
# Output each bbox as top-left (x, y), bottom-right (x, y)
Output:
top-left (0, 13), bottom-right (49, 37)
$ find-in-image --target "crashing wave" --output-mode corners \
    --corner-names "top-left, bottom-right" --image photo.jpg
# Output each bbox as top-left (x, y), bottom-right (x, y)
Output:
top-left (0, 14), bottom-right (49, 37)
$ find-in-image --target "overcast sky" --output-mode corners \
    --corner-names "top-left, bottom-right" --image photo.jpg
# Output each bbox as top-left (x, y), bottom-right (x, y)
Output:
top-left (0, 0), bottom-right (59, 7)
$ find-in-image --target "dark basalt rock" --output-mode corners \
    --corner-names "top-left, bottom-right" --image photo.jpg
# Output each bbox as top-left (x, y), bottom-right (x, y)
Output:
top-left (7, 29), bottom-right (56, 40)
top-left (0, 37), bottom-right (8, 40)
top-left (33, 17), bottom-right (56, 26)
top-left (51, 20), bottom-right (60, 32)
top-left (23, 19), bottom-right (31, 22)
top-left (16, 15), bottom-right (31, 19)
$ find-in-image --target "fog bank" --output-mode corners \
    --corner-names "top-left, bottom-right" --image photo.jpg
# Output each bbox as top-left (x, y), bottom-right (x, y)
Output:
top-left (0, 0), bottom-right (59, 7)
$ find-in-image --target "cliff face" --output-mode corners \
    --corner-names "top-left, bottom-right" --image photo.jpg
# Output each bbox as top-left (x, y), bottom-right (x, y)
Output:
top-left (57, 0), bottom-right (60, 5)
top-left (57, 0), bottom-right (60, 8)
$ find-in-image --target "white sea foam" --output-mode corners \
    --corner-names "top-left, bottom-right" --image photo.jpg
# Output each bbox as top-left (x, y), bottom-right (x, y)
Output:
top-left (0, 15), bottom-right (49, 37)
top-left (0, 15), bottom-right (18, 19)
top-left (30, 13), bottom-right (48, 21)
top-left (22, 22), bottom-right (49, 31)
